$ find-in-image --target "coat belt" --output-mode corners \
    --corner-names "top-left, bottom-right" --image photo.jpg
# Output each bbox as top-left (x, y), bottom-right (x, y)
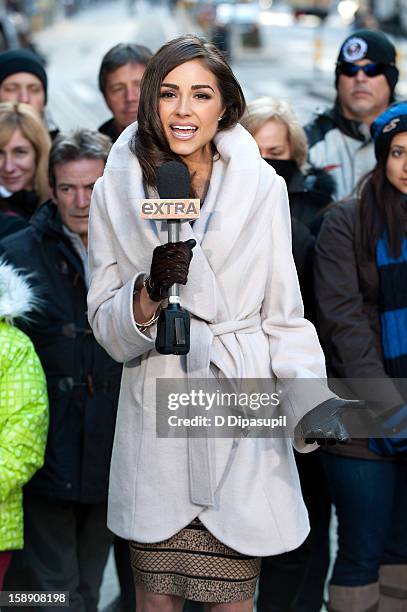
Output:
top-left (186, 315), bottom-right (262, 507)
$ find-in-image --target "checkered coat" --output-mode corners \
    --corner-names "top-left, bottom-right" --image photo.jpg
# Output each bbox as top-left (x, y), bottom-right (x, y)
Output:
top-left (0, 262), bottom-right (48, 550)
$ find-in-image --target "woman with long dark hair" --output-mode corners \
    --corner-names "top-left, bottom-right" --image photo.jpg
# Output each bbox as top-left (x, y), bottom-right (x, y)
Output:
top-left (87, 35), bottom-right (351, 611)
top-left (314, 100), bottom-right (407, 612)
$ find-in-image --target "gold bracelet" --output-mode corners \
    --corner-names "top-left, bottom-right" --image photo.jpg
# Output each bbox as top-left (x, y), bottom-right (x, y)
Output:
top-left (135, 306), bottom-right (161, 332)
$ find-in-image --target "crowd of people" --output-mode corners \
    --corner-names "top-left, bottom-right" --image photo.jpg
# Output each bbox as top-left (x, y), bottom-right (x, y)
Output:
top-left (0, 19), bottom-right (406, 612)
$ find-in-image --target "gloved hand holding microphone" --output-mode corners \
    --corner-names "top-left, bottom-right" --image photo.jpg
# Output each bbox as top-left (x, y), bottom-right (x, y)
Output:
top-left (133, 238), bottom-right (196, 332)
top-left (144, 239), bottom-right (196, 303)
top-left (137, 161), bottom-right (200, 354)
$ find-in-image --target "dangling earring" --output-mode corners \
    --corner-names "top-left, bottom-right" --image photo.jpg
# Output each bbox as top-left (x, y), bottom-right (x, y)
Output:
top-left (218, 116), bottom-right (223, 122)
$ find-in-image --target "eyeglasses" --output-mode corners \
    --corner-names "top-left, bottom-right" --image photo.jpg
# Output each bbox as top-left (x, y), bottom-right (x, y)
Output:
top-left (337, 61), bottom-right (388, 78)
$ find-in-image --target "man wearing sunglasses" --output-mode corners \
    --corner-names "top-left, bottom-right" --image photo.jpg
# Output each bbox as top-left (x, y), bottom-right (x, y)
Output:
top-left (305, 29), bottom-right (399, 201)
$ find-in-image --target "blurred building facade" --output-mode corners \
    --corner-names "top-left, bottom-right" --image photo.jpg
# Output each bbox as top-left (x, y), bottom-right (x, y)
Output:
top-left (365, 0), bottom-right (407, 34)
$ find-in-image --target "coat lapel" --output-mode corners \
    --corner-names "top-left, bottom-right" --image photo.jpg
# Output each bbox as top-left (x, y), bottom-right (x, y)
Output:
top-left (111, 124), bottom-right (264, 326)
top-left (199, 125), bottom-right (262, 275)
top-left (179, 125), bottom-right (263, 323)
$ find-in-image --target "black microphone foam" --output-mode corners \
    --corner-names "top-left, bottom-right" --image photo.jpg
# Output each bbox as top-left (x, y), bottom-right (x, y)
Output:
top-left (156, 161), bottom-right (190, 200)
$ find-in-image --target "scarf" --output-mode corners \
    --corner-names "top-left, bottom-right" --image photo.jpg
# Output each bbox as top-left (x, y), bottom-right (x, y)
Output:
top-left (62, 225), bottom-right (90, 289)
top-left (264, 159), bottom-right (297, 186)
top-left (376, 232), bottom-right (407, 378)
top-left (369, 232), bottom-right (407, 456)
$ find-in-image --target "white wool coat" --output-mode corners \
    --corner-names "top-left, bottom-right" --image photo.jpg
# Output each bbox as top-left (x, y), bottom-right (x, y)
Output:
top-left (87, 123), bottom-right (334, 556)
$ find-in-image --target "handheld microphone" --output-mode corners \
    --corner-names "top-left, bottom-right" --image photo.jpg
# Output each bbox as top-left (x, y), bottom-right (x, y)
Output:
top-left (139, 161), bottom-right (200, 355)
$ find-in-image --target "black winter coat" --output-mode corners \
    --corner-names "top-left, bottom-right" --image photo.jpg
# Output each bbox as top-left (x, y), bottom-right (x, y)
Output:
top-left (0, 202), bottom-right (122, 503)
top-left (288, 166), bottom-right (336, 235)
top-left (291, 217), bottom-right (315, 321)
top-left (0, 190), bottom-right (39, 241)
top-left (98, 117), bottom-right (120, 143)
top-left (288, 166), bottom-right (335, 320)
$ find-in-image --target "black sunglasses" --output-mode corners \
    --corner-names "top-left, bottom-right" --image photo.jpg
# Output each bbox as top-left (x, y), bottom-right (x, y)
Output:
top-left (337, 61), bottom-right (388, 78)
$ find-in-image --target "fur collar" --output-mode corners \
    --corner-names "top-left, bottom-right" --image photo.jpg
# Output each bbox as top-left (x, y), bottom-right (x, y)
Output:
top-left (0, 260), bottom-right (39, 322)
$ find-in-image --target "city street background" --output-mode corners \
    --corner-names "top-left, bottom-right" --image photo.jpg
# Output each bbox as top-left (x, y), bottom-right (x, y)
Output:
top-left (28, 1), bottom-right (407, 608)
top-left (34, 0), bottom-right (407, 134)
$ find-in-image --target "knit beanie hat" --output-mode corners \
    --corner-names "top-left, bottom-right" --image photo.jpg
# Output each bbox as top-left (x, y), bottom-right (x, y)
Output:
top-left (371, 100), bottom-right (407, 161)
top-left (335, 29), bottom-right (399, 96)
top-left (0, 49), bottom-right (47, 103)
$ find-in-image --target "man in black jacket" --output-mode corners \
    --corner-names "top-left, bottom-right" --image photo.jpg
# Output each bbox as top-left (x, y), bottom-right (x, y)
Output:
top-left (98, 43), bottom-right (152, 143)
top-left (0, 129), bottom-right (120, 612)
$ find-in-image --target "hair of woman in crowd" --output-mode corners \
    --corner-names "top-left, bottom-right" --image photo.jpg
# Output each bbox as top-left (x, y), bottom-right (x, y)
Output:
top-left (358, 119), bottom-right (407, 260)
top-left (242, 96), bottom-right (308, 168)
top-left (0, 101), bottom-right (51, 202)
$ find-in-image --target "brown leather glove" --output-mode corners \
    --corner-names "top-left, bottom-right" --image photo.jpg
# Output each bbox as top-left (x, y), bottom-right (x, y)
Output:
top-left (145, 239), bottom-right (196, 302)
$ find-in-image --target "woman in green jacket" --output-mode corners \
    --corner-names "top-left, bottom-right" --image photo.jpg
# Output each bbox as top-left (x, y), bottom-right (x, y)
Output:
top-left (0, 259), bottom-right (48, 588)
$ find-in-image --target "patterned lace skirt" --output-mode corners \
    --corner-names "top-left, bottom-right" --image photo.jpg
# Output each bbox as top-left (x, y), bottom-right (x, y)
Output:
top-left (129, 518), bottom-right (261, 603)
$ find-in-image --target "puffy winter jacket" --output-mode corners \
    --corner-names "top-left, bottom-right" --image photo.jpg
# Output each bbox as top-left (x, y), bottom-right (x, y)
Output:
top-left (0, 262), bottom-right (48, 550)
top-left (305, 103), bottom-right (376, 201)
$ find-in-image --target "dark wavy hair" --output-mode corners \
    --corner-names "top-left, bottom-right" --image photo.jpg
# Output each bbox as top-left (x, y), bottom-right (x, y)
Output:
top-left (358, 142), bottom-right (406, 260)
top-left (131, 35), bottom-right (246, 188)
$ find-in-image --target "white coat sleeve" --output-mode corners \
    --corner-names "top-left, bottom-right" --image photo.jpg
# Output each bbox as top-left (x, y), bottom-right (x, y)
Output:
top-left (87, 176), bottom-right (155, 363)
top-left (260, 176), bottom-right (335, 449)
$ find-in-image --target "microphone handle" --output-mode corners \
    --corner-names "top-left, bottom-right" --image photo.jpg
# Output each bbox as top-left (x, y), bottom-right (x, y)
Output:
top-left (168, 219), bottom-right (180, 304)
